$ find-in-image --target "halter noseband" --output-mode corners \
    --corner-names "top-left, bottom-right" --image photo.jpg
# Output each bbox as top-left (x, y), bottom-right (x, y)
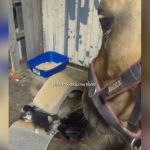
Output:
top-left (88, 59), bottom-right (141, 149)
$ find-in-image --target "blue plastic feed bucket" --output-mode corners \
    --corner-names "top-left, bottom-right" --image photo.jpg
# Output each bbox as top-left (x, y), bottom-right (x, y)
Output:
top-left (27, 51), bottom-right (69, 78)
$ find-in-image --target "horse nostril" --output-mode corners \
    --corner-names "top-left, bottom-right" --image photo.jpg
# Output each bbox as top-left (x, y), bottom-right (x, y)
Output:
top-left (100, 17), bottom-right (114, 32)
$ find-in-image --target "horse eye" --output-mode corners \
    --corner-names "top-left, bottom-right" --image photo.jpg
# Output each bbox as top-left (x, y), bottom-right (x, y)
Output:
top-left (100, 17), bottom-right (113, 32)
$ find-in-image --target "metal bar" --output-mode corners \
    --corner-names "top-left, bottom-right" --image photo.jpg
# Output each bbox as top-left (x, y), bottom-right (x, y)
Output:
top-left (9, 0), bottom-right (21, 72)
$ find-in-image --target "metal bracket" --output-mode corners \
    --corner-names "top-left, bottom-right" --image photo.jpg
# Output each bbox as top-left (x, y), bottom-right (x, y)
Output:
top-left (88, 88), bottom-right (97, 98)
top-left (131, 138), bottom-right (141, 150)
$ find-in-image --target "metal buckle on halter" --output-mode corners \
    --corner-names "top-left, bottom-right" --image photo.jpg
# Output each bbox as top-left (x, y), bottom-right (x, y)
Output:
top-left (131, 138), bottom-right (141, 150)
top-left (88, 88), bottom-right (97, 98)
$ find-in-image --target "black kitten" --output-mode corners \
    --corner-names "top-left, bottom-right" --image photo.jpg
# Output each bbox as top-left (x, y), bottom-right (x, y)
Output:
top-left (20, 105), bottom-right (53, 134)
top-left (58, 109), bottom-right (88, 140)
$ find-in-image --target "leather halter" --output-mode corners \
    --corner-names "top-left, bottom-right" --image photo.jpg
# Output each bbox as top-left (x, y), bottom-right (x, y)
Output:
top-left (88, 59), bottom-right (141, 147)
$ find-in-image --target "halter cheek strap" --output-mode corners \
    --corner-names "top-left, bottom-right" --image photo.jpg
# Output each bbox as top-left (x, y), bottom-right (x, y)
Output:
top-left (88, 59), bottom-right (141, 146)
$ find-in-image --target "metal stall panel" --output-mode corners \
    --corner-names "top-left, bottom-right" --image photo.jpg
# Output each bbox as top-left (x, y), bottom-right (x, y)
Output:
top-left (42, 0), bottom-right (102, 67)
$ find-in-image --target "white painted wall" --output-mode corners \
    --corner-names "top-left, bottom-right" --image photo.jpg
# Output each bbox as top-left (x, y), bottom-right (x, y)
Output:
top-left (42, 0), bottom-right (102, 67)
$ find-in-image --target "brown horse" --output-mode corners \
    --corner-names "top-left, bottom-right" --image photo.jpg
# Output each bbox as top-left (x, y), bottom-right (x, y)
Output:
top-left (48, 0), bottom-right (141, 150)
top-left (82, 0), bottom-right (141, 150)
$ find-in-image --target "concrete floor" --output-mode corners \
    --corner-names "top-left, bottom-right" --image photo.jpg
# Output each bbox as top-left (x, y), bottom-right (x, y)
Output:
top-left (9, 65), bottom-right (87, 126)
top-left (9, 69), bottom-right (45, 125)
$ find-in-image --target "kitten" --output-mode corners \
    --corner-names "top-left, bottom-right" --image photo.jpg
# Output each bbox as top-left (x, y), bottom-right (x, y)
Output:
top-left (20, 105), bottom-right (54, 134)
top-left (58, 109), bottom-right (88, 141)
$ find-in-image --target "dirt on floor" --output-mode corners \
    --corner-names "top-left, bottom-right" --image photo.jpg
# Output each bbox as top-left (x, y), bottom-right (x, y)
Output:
top-left (9, 70), bottom-right (46, 125)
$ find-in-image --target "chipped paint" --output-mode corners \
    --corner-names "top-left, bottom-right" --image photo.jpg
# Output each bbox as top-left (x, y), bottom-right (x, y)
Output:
top-left (42, 0), bottom-right (102, 67)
